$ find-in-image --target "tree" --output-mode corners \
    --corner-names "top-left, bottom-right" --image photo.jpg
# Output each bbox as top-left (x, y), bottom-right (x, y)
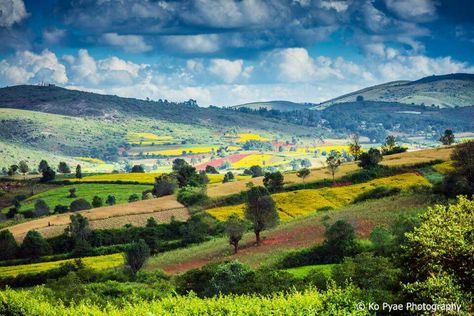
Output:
top-left (40, 167), bottom-right (56, 182)
top-left (172, 159), bottom-right (201, 187)
top-left (38, 160), bottom-right (49, 173)
top-left (106, 195), bottom-right (116, 206)
top-left (324, 220), bottom-right (357, 261)
top-left (297, 168), bottom-right (310, 183)
top-left (249, 165), bottom-right (264, 178)
top-left (223, 171), bottom-right (235, 183)
top-left (65, 214), bottom-right (91, 242)
top-left (152, 174), bottom-right (177, 197)
top-left (34, 199), bottom-right (50, 217)
top-left (69, 198), bottom-right (91, 212)
top-left (75, 165), bottom-right (82, 179)
top-left (125, 239), bottom-right (150, 277)
top-left (439, 129), bottom-right (455, 145)
top-left (358, 148), bottom-right (382, 169)
top-left (69, 188), bottom-right (77, 198)
top-left (326, 155), bottom-right (342, 183)
top-left (263, 171), bottom-right (284, 193)
top-left (18, 161), bottom-right (29, 177)
top-left (348, 134), bottom-right (362, 160)
top-left (128, 194), bottom-right (140, 202)
top-left (91, 195), bottom-right (103, 208)
top-left (7, 165), bottom-right (18, 176)
top-left (225, 214), bottom-right (247, 254)
top-left (356, 95), bottom-right (364, 102)
top-left (205, 165), bottom-right (219, 174)
top-left (131, 164), bottom-right (145, 173)
top-left (383, 135), bottom-right (396, 152)
top-left (404, 196), bottom-right (473, 293)
top-left (0, 230), bottom-right (18, 260)
top-left (54, 205), bottom-right (68, 214)
top-left (58, 162), bottom-right (71, 173)
top-left (440, 140), bottom-right (474, 197)
top-left (370, 224), bottom-right (395, 256)
top-left (20, 230), bottom-right (52, 259)
top-left (244, 186), bottom-right (279, 245)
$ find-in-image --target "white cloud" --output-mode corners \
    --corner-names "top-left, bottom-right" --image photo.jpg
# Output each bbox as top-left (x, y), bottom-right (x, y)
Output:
top-left (377, 55), bottom-right (474, 81)
top-left (42, 28), bottom-right (66, 44)
top-left (384, 0), bottom-right (438, 21)
top-left (0, 49), bottom-right (67, 85)
top-left (0, 0), bottom-right (28, 27)
top-left (320, 0), bottom-right (349, 12)
top-left (208, 59), bottom-right (244, 83)
top-left (276, 48), bottom-right (317, 82)
top-left (162, 34), bottom-right (220, 54)
top-left (101, 33), bottom-right (152, 53)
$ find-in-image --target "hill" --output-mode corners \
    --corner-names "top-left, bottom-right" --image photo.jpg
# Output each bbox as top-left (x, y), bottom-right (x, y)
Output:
top-left (231, 101), bottom-right (315, 112)
top-left (316, 73), bottom-right (474, 108)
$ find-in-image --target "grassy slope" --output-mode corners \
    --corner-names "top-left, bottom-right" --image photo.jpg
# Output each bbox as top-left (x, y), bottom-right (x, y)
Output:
top-left (0, 253), bottom-right (123, 278)
top-left (284, 264), bottom-right (336, 279)
top-left (146, 194), bottom-right (432, 274)
top-left (318, 74), bottom-right (474, 108)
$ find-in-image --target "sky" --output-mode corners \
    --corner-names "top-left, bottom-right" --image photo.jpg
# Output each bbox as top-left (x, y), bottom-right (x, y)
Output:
top-left (0, 0), bottom-right (473, 106)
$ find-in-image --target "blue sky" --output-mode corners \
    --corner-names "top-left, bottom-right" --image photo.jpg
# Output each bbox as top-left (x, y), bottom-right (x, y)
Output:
top-left (0, 0), bottom-right (473, 106)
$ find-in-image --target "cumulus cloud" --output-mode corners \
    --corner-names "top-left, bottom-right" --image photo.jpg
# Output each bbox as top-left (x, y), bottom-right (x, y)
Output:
top-left (208, 59), bottom-right (244, 83)
top-left (384, 0), bottom-right (438, 22)
top-left (0, 0), bottom-right (28, 27)
top-left (101, 33), bottom-right (152, 53)
top-left (0, 49), bottom-right (67, 85)
top-left (162, 34), bottom-right (220, 54)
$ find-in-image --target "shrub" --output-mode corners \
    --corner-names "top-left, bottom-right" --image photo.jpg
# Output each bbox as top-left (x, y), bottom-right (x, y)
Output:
top-left (125, 239), bottom-right (150, 277)
top-left (20, 230), bottom-right (52, 259)
top-left (0, 230), bottom-right (18, 260)
top-left (54, 205), bottom-right (69, 214)
top-left (177, 186), bottom-right (208, 206)
top-left (128, 194), bottom-right (140, 202)
top-left (353, 186), bottom-right (401, 203)
top-left (92, 196), bottom-right (103, 208)
top-left (152, 174), bottom-right (177, 197)
top-left (70, 198), bottom-right (92, 212)
top-left (34, 199), bottom-right (50, 216)
top-left (358, 148), bottom-right (382, 169)
top-left (106, 195), bottom-right (116, 205)
top-left (263, 171), bottom-right (284, 192)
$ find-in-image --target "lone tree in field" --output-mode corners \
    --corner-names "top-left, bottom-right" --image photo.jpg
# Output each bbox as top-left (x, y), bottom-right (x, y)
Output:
top-left (383, 135), bottom-right (396, 152)
top-left (125, 239), bottom-right (150, 277)
top-left (153, 174), bottom-right (177, 197)
top-left (223, 171), bottom-right (235, 183)
top-left (106, 195), bottom-right (116, 205)
top-left (65, 213), bottom-right (91, 242)
top-left (358, 148), bottom-right (383, 169)
top-left (348, 134), bottom-right (362, 160)
top-left (92, 195), bottom-right (103, 208)
top-left (244, 186), bottom-right (279, 245)
top-left (263, 171), bottom-right (284, 192)
top-left (326, 155), bottom-right (342, 183)
top-left (19, 161), bottom-right (29, 177)
top-left (225, 214), bottom-right (247, 254)
top-left (439, 129), bottom-right (455, 145)
top-left (297, 168), bottom-right (311, 183)
top-left (75, 164), bottom-right (82, 179)
top-left (34, 199), bottom-right (50, 217)
top-left (131, 164), bottom-right (145, 173)
top-left (58, 162), bottom-right (71, 174)
top-left (70, 198), bottom-right (91, 211)
top-left (69, 188), bottom-right (77, 198)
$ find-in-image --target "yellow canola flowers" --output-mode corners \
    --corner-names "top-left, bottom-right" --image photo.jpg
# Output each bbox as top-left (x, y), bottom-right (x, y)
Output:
top-left (207, 172), bottom-right (430, 221)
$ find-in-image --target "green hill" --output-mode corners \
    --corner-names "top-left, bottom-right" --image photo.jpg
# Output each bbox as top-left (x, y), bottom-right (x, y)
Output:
top-left (231, 101), bottom-right (315, 112)
top-left (316, 73), bottom-right (474, 108)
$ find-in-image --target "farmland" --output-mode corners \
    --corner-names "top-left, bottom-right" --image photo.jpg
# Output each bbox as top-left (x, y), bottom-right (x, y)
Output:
top-left (7, 183), bottom-right (152, 213)
top-left (126, 132), bottom-right (173, 145)
top-left (206, 172), bottom-right (431, 221)
top-left (0, 253), bottom-right (123, 278)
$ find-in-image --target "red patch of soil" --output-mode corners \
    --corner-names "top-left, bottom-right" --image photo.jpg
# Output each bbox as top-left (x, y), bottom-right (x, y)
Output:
top-left (194, 153), bottom-right (253, 170)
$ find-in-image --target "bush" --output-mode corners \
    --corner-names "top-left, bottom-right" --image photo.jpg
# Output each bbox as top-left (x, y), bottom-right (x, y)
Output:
top-left (70, 198), bottom-right (92, 212)
top-left (382, 146), bottom-right (407, 155)
top-left (92, 196), bottom-right (103, 208)
top-left (0, 230), bottom-right (18, 260)
top-left (177, 186), bottom-right (208, 206)
top-left (353, 186), bottom-right (401, 203)
top-left (152, 174), bottom-right (177, 197)
top-left (128, 194), bottom-right (140, 202)
top-left (54, 205), bottom-right (69, 214)
top-left (358, 148), bottom-right (383, 169)
top-left (125, 239), bottom-right (150, 277)
top-left (20, 230), bottom-right (52, 259)
top-left (34, 199), bottom-right (50, 217)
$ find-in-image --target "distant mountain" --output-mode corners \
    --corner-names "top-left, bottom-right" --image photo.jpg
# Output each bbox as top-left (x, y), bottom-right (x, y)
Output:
top-left (231, 101), bottom-right (315, 112)
top-left (316, 73), bottom-right (474, 109)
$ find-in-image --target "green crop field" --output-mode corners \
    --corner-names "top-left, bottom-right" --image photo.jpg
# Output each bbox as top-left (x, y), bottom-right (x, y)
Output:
top-left (3, 183), bottom-right (152, 213)
top-left (0, 253), bottom-right (124, 278)
top-left (284, 264), bottom-right (337, 279)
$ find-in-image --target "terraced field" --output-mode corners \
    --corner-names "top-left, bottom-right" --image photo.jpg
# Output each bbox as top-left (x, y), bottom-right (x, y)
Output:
top-left (0, 253), bottom-right (123, 278)
top-left (5, 195), bottom-right (188, 241)
top-left (207, 172), bottom-right (430, 220)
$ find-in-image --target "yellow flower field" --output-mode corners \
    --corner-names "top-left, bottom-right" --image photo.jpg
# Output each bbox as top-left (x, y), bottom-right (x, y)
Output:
top-left (127, 132), bottom-right (173, 145)
top-left (0, 253), bottom-right (124, 278)
top-left (207, 172), bottom-right (431, 221)
top-left (232, 154), bottom-right (286, 168)
top-left (145, 146), bottom-right (220, 156)
top-left (237, 133), bottom-right (270, 142)
top-left (432, 160), bottom-right (454, 174)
